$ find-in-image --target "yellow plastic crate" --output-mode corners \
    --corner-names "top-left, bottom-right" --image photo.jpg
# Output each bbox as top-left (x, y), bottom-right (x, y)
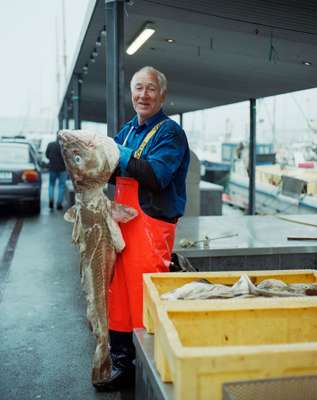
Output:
top-left (143, 269), bottom-right (317, 334)
top-left (154, 301), bottom-right (317, 400)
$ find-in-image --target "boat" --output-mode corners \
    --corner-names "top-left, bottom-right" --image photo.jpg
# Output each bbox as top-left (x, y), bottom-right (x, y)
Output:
top-left (228, 155), bottom-right (317, 214)
top-left (200, 141), bottom-right (274, 190)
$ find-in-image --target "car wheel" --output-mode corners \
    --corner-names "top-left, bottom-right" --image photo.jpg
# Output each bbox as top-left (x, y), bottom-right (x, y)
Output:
top-left (32, 198), bottom-right (41, 215)
top-left (23, 198), bottom-right (41, 215)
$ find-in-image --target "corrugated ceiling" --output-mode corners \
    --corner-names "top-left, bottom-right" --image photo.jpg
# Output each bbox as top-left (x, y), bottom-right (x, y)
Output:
top-left (61, 0), bottom-right (317, 123)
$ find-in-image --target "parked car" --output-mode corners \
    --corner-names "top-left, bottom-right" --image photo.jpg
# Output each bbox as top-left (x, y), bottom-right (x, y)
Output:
top-left (0, 138), bottom-right (42, 213)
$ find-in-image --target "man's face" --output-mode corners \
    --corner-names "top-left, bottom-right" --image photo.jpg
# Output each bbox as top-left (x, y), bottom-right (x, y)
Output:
top-left (131, 71), bottom-right (165, 123)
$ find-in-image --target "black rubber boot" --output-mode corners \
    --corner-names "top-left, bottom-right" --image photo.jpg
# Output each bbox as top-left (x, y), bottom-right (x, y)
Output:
top-left (94, 330), bottom-right (136, 392)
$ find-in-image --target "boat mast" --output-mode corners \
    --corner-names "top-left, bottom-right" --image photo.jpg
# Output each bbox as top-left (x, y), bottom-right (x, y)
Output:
top-left (55, 17), bottom-right (61, 110)
top-left (272, 96), bottom-right (276, 149)
top-left (62, 0), bottom-right (68, 84)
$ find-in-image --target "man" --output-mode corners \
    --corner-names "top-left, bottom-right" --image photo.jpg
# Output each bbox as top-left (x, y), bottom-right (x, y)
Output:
top-left (97, 66), bottom-right (189, 391)
top-left (45, 137), bottom-right (67, 210)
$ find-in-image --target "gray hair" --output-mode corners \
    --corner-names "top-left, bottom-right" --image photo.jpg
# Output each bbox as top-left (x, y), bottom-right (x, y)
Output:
top-left (130, 66), bottom-right (167, 95)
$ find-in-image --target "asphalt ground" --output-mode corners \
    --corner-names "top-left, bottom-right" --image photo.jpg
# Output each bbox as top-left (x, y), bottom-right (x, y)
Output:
top-left (0, 173), bottom-right (134, 400)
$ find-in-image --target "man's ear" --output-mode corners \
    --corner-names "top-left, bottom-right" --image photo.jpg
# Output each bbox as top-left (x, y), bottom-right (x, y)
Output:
top-left (160, 90), bottom-right (166, 104)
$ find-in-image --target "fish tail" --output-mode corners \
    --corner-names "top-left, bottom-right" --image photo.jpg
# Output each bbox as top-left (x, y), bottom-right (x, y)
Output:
top-left (91, 341), bottom-right (112, 384)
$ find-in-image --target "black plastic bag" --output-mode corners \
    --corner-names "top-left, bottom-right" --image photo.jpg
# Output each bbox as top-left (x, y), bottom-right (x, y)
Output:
top-left (169, 253), bottom-right (198, 272)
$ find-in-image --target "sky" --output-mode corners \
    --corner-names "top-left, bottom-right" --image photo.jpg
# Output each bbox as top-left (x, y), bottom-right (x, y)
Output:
top-left (185, 90), bottom-right (317, 148)
top-left (0, 1), bottom-right (317, 145)
top-left (0, 0), bottom-right (89, 120)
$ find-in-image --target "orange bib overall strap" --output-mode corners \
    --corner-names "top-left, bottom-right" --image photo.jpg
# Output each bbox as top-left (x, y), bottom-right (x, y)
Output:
top-left (108, 177), bottom-right (176, 332)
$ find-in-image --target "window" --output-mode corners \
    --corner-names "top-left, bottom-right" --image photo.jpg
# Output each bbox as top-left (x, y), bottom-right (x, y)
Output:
top-left (0, 143), bottom-right (31, 163)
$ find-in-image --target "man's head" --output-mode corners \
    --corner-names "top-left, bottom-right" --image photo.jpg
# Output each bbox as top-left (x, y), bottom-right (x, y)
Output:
top-left (130, 66), bottom-right (167, 124)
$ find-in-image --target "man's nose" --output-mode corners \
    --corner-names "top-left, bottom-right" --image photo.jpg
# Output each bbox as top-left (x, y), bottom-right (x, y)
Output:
top-left (140, 88), bottom-right (149, 97)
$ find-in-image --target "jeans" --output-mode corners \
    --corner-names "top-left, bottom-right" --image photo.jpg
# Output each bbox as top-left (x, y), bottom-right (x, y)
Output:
top-left (48, 171), bottom-right (67, 205)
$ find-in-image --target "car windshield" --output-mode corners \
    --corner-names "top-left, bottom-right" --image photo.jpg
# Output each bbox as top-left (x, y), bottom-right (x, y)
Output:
top-left (0, 143), bottom-right (31, 163)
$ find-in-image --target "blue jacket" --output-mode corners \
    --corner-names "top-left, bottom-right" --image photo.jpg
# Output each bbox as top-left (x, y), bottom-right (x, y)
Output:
top-left (114, 109), bottom-right (190, 219)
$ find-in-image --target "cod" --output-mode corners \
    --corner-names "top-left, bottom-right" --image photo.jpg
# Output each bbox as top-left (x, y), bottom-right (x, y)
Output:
top-left (58, 129), bottom-right (137, 386)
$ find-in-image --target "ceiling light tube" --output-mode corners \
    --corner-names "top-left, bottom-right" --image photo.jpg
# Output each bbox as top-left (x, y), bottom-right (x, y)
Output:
top-left (101, 25), bottom-right (106, 37)
top-left (126, 22), bottom-right (156, 55)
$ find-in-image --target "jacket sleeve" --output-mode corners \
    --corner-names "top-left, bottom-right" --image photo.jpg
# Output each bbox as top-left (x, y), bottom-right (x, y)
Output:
top-left (45, 143), bottom-right (51, 159)
top-left (108, 157), bottom-right (161, 192)
top-left (126, 157), bottom-right (161, 191)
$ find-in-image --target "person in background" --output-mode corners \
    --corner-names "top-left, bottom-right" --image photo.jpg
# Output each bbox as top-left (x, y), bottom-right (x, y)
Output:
top-left (96, 66), bottom-right (190, 392)
top-left (45, 137), bottom-right (67, 210)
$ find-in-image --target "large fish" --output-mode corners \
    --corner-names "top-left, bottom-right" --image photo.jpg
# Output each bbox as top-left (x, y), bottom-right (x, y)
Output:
top-left (58, 129), bottom-right (137, 386)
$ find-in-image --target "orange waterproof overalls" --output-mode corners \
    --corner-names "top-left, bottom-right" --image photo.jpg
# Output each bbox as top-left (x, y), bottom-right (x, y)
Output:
top-left (109, 120), bottom-right (177, 331)
top-left (108, 176), bottom-right (176, 331)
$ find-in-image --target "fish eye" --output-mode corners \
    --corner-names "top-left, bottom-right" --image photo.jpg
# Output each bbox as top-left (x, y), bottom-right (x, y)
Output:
top-left (74, 155), bottom-right (82, 164)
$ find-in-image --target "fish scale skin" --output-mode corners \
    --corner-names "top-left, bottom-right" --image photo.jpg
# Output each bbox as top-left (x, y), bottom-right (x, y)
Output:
top-left (84, 215), bottom-right (114, 382)
top-left (57, 130), bottom-right (137, 386)
top-left (76, 201), bottom-right (116, 384)
top-left (68, 196), bottom-right (116, 382)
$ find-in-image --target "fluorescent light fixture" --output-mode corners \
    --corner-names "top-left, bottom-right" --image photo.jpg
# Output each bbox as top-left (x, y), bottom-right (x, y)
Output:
top-left (126, 23), bottom-right (156, 55)
top-left (101, 25), bottom-right (106, 37)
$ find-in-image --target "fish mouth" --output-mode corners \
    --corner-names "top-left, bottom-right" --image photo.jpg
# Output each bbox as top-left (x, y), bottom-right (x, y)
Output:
top-left (73, 174), bottom-right (84, 185)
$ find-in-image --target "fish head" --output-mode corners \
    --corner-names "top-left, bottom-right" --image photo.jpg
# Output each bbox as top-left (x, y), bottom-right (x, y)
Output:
top-left (58, 129), bottom-right (119, 192)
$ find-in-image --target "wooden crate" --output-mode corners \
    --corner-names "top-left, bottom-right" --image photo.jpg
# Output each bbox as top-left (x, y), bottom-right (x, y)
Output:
top-left (154, 301), bottom-right (317, 400)
top-left (143, 269), bottom-right (317, 334)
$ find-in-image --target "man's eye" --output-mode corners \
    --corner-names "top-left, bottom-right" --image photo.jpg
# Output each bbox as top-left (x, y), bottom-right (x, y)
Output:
top-left (74, 155), bottom-right (82, 164)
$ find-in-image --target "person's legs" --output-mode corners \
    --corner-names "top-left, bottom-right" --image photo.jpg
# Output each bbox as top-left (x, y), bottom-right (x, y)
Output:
top-left (96, 256), bottom-right (135, 391)
top-left (57, 171), bottom-right (67, 209)
top-left (48, 171), bottom-right (58, 208)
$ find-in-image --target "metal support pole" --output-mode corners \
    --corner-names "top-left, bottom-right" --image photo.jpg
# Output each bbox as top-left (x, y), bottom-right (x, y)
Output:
top-left (248, 98), bottom-right (256, 215)
top-left (106, 0), bottom-right (125, 137)
top-left (58, 112), bottom-right (63, 130)
top-left (72, 75), bottom-right (81, 129)
top-left (179, 113), bottom-right (183, 128)
top-left (63, 99), bottom-right (69, 129)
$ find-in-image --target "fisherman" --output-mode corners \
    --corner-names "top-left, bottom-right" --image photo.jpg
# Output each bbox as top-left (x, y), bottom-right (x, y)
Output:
top-left (99, 66), bottom-right (190, 391)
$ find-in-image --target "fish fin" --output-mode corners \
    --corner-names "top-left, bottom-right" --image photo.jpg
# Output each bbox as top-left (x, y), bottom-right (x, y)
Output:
top-left (110, 201), bottom-right (138, 223)
top-left (64, 206), bottom-right (77, 223)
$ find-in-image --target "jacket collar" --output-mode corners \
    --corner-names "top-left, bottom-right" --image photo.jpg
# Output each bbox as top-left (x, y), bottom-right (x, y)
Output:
top-left (129, 109), bottom-right (166, 129)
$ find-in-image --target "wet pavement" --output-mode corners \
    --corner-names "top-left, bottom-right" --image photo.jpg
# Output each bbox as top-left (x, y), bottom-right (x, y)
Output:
top-left (0, 173), bottom-right (134, 400)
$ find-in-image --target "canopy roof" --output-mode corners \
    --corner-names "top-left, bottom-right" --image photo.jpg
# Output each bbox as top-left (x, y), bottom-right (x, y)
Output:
top-left (61, 0), bottom-right (317, 122)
